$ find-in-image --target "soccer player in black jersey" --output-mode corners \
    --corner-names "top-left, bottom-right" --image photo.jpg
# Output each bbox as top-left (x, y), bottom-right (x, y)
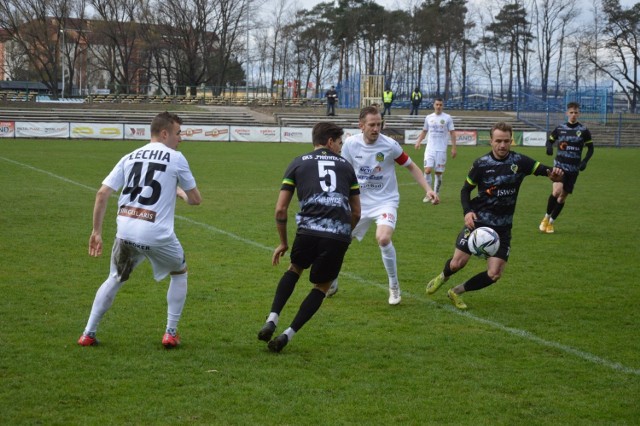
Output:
top-left (425, 122), bottom-right (564, 310)
top-left (257, 122), bottom-right (361, 352)
top-left (539, 102), bottom-right (594, 233)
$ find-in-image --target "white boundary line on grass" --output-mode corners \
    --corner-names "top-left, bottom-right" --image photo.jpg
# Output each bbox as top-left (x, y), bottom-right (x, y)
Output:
top-left (3, 155), bottom-right (639, 377)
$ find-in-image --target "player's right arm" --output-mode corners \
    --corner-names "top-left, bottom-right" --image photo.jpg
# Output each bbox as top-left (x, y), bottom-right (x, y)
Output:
top-left (89, 184), bottom-right (115, 257)
top-left (349, 194), bottom-right (361, 230)
top-left (461, 179), bottom-right (477, 229)
top-left (272, 189), bottom-right (294, 266)
top-left (414, 130), bottom-right (427, 149)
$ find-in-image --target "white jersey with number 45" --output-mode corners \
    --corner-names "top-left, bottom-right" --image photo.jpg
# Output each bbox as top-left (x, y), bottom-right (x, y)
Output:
top-left (103, 142), bottom-right (197, 245)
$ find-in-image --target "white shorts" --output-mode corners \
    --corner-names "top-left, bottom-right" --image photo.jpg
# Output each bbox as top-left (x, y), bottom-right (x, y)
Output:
top-left (351, 205), bottom-right (397, 241)
top-left (109, 237), bottom-right (186, 282)
top-left (423, 150), bottom-right (447, 173)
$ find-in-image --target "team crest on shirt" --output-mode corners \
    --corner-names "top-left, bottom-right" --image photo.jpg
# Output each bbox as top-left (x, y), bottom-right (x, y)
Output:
top-left (510, 164), bottom-right (518, 174)
top-left (576, 131), bottom-right (582, 137)
top-left (440, 119), bottom-right (445, 124)
top-left (376, 152), bottom-right (384, 162)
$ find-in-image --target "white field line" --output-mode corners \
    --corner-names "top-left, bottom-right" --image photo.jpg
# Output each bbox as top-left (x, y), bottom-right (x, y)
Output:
top-left (3, 155), bottom-right (638, 377)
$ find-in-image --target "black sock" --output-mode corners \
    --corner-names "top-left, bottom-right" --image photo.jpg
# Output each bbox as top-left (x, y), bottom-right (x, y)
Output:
top-left (546, 194), bottom-right (557, 215)
top-left (270, 270), bottom-right (300, 314)
top-left (443, 258), bottom-right (454, 278)
top-left (462, 271), bottom-right (496, 292)
top-left (290, 288), bottom-right (325, 332)
top-left (551, 202), bottom-right (565, 220)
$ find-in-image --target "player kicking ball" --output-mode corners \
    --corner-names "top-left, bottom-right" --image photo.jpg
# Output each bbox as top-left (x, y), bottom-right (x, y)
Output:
top-left (425, 122), bottom-right (563, 310)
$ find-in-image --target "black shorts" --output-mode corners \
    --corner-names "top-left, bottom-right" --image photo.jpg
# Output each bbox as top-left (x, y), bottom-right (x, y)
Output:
top-left (290, 234), bottom-right (350, 284)
top-left (561, 171), bottom-right (579, 194)
top-left (455, 224), bottom-right (511, 261)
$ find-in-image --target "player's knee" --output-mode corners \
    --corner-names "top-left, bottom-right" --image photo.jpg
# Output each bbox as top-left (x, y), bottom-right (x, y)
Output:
top-left (288, 264), bottom-right (303, 276)
top-left (377, 235), bottom-right (392, 247)
top-left (449, 257), bottom-right (467, 272)
top-left (487, 269), bottom-right (502, 281)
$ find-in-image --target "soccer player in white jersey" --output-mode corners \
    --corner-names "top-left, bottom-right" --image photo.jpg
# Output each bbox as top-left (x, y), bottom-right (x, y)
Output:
top-left (327, 106), bottom-right (439, 304)
top-left (414, 98), bottom-right (457, 201)
top-left (77, 112), bottom-right (202, 348)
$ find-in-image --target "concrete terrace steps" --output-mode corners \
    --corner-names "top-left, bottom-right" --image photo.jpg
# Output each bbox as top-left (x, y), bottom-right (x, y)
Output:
top-left (273, 112), bottom-right (540, 132)
top-left (0, 108), bottom-right (259, 126)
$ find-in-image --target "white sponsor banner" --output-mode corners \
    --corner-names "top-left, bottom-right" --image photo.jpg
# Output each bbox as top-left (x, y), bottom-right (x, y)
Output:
top-left (0, 121), bottom-right (15, 138)
top-left (281, 127), bottom-right (312, 143)
top-left (523, 131), bottom-right (547, 146)
top-left (181, 125), bottom-right (230, 142)
top-left (15, 122), bottom-right (69, 138)
top-left (70, 123), bottom-right (123, 139)
top-left (455, 130), bottom-right (477, 146)
top-left (405, 129), bottom-right (477, 146)
top-left (343, 128), bottom-right (362, 139)
top-left (124, 124), bottom-right (151, 140)
top-left (230, 126), bottom-right (280, 142)
top-left (405, 129), bottom-right (421, 144)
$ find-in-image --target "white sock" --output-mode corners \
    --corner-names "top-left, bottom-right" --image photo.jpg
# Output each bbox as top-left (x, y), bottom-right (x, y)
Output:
top-left (267, 312), bottom-right (279, 325)
top-left (284, 327), bottom-right (296, 341)
top-left (434, 175), bottom-right (442, 194)
top-left (425, 173), bottom-right (432, 188)
top-left (84, 275), bottom-right (123, 334)
top-left (380, 242), bottom-right (398, 288)
top-left (166, 273), bottom-right (188, 330)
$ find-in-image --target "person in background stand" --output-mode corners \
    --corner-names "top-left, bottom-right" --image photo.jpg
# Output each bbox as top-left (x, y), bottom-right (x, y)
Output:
top-left (410, 87), bottom-right (422, 115)
top-left (382, 86), bottom-right (394, 117)
top-left (326, 86), bottom-right (338, 116)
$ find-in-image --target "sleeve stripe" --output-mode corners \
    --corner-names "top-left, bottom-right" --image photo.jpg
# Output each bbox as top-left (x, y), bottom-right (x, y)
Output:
top-left (282, 178), bottom-right (295, 187)
top-left (532, 161), bottom-right (541, 174)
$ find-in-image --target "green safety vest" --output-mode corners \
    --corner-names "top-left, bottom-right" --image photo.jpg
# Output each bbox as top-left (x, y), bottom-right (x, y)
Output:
top-left (383, 91), bottom-right (393, 103)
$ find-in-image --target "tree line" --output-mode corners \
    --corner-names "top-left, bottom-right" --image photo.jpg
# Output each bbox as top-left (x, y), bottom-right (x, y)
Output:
top-left (0, 0), bottom-right (638, 111)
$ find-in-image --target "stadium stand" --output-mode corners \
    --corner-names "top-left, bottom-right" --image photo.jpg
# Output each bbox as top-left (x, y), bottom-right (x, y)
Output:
top-left (273, 112), bottom-right (540, 133)
top-left (0, 108), bottom-right (259, 125)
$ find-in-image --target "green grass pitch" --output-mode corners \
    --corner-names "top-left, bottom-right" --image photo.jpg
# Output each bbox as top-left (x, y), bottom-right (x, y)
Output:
top-left (1, 139), bottom-right (638, 424)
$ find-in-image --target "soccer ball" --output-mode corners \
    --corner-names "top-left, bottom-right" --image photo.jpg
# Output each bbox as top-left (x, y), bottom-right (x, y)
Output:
top-left (468, 227), bottom-right (500, 258)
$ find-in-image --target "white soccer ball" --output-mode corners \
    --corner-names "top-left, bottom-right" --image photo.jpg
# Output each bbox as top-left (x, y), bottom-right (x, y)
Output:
top-left (468, 227), bottom-right (500, 258)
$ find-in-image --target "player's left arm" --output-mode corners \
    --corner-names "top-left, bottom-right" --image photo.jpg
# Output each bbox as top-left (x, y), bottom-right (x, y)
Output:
top-left (580, 142), bottom-right (594, 171)
top-left (533, 163), bottom-right (564, 182)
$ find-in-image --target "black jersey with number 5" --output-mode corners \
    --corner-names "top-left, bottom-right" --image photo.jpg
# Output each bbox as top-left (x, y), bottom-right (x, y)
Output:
top-left (281, 148), bottom-right (360, 242)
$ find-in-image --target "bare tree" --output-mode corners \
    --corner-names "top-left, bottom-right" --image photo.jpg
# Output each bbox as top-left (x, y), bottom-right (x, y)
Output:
top-left (89, 0), bottom-right (148, 94)
top-left (0, 0), bottom-right (84, 97)
top-left (532, 0), bottom-right (578, 99)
